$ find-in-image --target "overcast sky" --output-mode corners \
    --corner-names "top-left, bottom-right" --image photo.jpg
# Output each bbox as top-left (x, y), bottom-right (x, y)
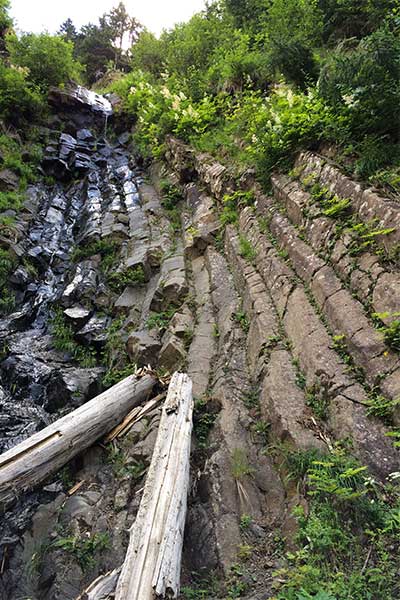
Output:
top-left (10, 0), bottom-right (206, 37)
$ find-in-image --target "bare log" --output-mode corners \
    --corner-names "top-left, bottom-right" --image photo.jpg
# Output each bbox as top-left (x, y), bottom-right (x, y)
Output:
top-left (0, 374), bottom-right (155, 510)
top-left (115, 371), bottom-right (193, 600)
top-left (104, 391), bottom-right (166, 442)
top-left (78, 372), bottom-right (193, 600)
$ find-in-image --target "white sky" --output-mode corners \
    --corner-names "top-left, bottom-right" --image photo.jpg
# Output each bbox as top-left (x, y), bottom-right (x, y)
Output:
top-left (10, 0), bottom-right (206, 37)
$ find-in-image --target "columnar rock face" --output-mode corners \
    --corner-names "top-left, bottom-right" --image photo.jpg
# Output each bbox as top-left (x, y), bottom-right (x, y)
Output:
top-left (2, 104), bottom-right (400, 599)
top-left (0, 88), bottom-right (189, 599)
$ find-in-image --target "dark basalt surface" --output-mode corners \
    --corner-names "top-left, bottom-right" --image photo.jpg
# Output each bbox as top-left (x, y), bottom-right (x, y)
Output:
top-left (0, 84), bottom-right (142, 595)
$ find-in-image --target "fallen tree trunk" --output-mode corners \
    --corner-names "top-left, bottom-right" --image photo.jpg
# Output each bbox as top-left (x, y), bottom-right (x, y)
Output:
top-left (0, 374), bottom-right (155, 510)
top-left (116, 372), bottom-right (193, 600)
top-left (78, 372), bottom-right (193, 600)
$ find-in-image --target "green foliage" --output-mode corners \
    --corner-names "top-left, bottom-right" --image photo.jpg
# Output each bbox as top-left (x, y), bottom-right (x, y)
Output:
top-left (131, 30), bottom-right (164, 76)
top-left (59, 3), bottom-right (141, 82)
top-left (107, 443), bottom-right (147, 479)
top-left (366, 392), bottom-right (400, 423)
top-left (102, 363), bottom-right (135, 389)
top-left (109, 69), bottom-right (220, 157)
top-left (232, 311), bottom-right (250, 333)
top-left (274, 445), bottom-right (400, 599)
top-left (231, 448), bottom-right (255, 480)
top-left (225, 0), bottom-right (270, 31)
top-left (374, 314), bottom-right (400, 351)
top-left (107, 265), bottom-right (145, 293)
top-left (239, 514), bottom-right (252, 530)
top-left (71, 238), bottom-right (119, 265)
top-left (226, 563), bottom-right (249, 598)
top-left (7, 32), bottom-right (83, 91)
top-left (107, 0), bottom-right (398, 192)
top-left (305, 385), bottom-right (330, 421)
top-left (0, 62), bottom-right (44, 125)
top-left (242, 86), bottom-right (342, 184)
top-left (238, 234), bottom-right (256, 261)
top-left (307, 449), bottom-right (367, 503)
top-left (59, 465), bottom-right (74, 490)
top-left (207, 29), bottom-right (270, 93)
top-left (193, 397), bottom-right (218, 449)
top-left (266, 0), bottom-right (323, 87)
top-left (0, 0), bottom-right (11, 40)
top-left (318, 0), bottom-right (399, 42)
top-left (159, 179), bottom-right (182, 210)
top-left (242, 388), bottom-right (259, 409)
top-left (220, 190), bottom-right (255, 227)
top-left (146, 305), bottom-right (177, 330)
top-left (54, 532), bottom-right (110, 570)
top-left (101, 315), bottom-right (134, 389)
top-left (319, 26), bottom-right (400, 141)
top-left (0, 247), bottom-right (16, 315)
top-left (51, 307), bottom-right (97, 367)
top-left (270, 443), bottom-right (322, 481)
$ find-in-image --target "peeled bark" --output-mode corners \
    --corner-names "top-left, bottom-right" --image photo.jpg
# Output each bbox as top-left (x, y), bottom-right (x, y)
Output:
top-left (0, 374), bottom-right (155, 510)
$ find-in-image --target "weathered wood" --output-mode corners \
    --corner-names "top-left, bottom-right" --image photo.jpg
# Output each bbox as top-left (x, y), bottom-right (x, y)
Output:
top-left (77, 372), bottom-right (193, 600)
top-left (76, 569), bottom-right (121, 600)
top-left (104, 391), bottom-right (166, 442)
top-left (0, 374), bottom-right (155, 510)
top-left (116, 371), bottom-right (193, 600)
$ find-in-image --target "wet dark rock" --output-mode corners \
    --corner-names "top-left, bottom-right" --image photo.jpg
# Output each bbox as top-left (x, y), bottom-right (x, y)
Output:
top-left (118, 131), bottom-right (130, 146)
top-left (0, 85), bottom-right (158, 600)
top-left (62, 260), bottom-right (99, 305)
top-left (59, 133), bottom-right (77, 163)
top-left (48, 84), bottom-right (112, 116)
top-left (76, 314), bottom-right (110, 346)
top-left (41, 155), bottom-right (71, 180)
top-left (9, 266), bottom-right (31, 288)
top-left (63, 305), bottom-right (91, 326)
top-left (77, 128), bottom-right (94, 142)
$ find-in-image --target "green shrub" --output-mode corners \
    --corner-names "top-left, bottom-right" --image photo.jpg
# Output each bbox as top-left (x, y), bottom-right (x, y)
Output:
top-left (193, 397), bottom-right (218, 449)
top-left (7, 32), bottom-right (83, 92)
top-left (242, 85), bottom-right (342, 184)
top-left (54, 532), bottom-right (110, 570)
top-left (0, 62), bottom-right (44, 125)
top-left (0, 247), bottom-right (16, 314)
top-left (107, 265), bottom-right (145, 293)
top-left (376, 318), bottom-right (400, 352)
top-left (238, 234), bottom-right (256, 261)
top-left (266, 0), bottom-right (323, 87)
top-left (319, 26), bottom-right (400, 140)
top-left (51, 307), bottom-right (97, 367)
top-left (131, 29), bottom-right (165, 77)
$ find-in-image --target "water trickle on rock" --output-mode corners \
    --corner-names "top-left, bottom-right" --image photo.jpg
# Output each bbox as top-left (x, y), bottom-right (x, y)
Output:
top-left (0, 85), bottom-right (141, 563)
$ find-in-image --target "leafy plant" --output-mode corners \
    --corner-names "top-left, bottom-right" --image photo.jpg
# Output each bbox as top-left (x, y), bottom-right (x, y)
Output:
top-left (71, 238), bottom-right (119, 267)
top-left (51, 307), bottom-right (97, 367)
top-left (242, 388), bottom-right (259, 409)
top-left (232, 310), bottom-right (250, 333)
top-left (107, 443), bottom-right (146, 479)
top-left (239, 514), bottom-right (252, 530)
top-left (366, 392), bottom-right (400, 423)
top-left (54, 532), bottom-right (110, 570)
top-left (238, 234), bottom-right (256, 262)
top-left (7, 31), bottom-right (83, 91)
top-left (146, 305), bottom-right (177, 330)
top-left (231, 448), bottom-right (255, 480)
top-left (193, 397), bottom-right (218, 449)
top-left (374, 316), bottom-right (400, 352)
top-left (107, 265), bottom-right (145, 293)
